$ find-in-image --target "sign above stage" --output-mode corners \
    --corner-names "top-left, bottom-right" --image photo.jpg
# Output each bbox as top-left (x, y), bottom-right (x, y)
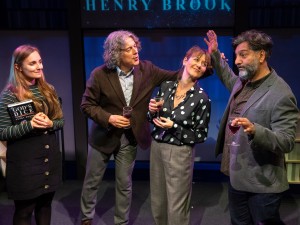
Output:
top-left (80, 0), bottom-right (235, 29)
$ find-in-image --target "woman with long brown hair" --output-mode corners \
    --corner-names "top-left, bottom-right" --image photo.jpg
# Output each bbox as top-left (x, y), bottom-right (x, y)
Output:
top-left (0, 45), bottom-right (64, 225)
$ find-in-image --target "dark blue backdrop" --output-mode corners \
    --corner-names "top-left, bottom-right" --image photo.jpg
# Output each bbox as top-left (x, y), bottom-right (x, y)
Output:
top-left (83, 34), bottom-right (234, 161)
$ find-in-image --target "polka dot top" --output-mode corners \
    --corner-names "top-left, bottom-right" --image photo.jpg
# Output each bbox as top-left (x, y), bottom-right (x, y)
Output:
top-left (148, 81), bottom-right (211, 146)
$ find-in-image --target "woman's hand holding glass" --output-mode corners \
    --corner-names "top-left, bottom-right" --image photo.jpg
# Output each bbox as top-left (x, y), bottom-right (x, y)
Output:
top-left (149, 97), bottom-right (164, 120)
top-left (148, 99), bottom-right (158, 113)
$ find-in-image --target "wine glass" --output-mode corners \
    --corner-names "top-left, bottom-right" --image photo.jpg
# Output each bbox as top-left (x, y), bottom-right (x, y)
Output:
top-left (123, 106), bottom-right (133, 129)
top-left (227, 117), bottom-right (240, 146)
top-left (154, 96), bottom-right (164, 120)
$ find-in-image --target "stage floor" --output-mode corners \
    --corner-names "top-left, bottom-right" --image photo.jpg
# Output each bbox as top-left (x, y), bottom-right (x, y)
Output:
top-left (1, 180), bottom-right (300, 225)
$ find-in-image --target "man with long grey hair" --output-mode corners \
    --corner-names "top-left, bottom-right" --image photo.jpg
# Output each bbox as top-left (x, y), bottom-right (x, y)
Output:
top-left (80, 30), bottom-right (178, 225)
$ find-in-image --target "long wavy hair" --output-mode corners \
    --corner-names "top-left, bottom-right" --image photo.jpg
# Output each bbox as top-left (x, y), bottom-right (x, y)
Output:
top-left (5, 45), bottom-right (63, 120)
top-left (103, 30), bottom-right (141, 69)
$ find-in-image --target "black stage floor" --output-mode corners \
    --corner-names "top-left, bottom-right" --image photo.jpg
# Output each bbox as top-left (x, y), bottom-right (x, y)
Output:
top-left (1, 179), bottom-right (300, 225)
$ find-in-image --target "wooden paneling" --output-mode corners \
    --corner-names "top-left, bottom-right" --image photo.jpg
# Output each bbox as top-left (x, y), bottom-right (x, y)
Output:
top-left (285, 114), bottom-right (300, 183)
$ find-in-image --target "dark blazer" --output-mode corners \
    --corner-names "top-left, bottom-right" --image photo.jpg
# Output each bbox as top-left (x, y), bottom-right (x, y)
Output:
top-left (212, 51), bottom-right (299, 193)
top-left (81, 60), bottom-right (178, 153)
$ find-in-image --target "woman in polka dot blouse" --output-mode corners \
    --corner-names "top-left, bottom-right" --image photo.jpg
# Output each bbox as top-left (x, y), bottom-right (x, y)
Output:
top-left (148, 45), bottom-right (213, 225)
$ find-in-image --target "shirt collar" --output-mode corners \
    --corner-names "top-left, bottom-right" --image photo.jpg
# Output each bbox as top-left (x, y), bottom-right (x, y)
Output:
top-left (173, 80), bottom-right (196, 92)
top-left (116, 66), bottom-right (134, 77)
top-left (246, 73), bottom-right (270, 89)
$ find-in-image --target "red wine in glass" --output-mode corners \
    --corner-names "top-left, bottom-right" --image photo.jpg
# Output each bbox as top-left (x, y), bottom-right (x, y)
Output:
top-left (227, 117), bottom-right (240, 146)
top-left (228, 124), bottom-right (240, 134)
top-left (156, 104), bottom-right (162, 110)
top-left (123, 113), bottom-right (131, 119)
top-left (154, 96), bottom-right (164, 119)
top-left (123, 106), bottom-right (133, 128)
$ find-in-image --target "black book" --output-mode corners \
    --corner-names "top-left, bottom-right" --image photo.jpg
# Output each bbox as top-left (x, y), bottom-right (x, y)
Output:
top-left (7, 100), bottom-right (36, 125)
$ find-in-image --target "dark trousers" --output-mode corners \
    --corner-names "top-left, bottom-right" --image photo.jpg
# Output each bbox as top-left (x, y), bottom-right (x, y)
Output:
top-left (228, 183), bottom-right (285, 225)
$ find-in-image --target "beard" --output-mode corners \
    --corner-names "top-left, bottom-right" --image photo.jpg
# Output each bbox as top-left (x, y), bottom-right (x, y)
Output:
top-left (239, 69), bottom-right (253, 81)
top-left (238, 59), bottom-right (259, 81)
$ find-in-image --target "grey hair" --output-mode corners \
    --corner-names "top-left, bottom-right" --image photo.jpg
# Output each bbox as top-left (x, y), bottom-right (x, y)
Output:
top-left (103, 30), bottom-right (141, 69)
top-left (232, 29), bottom-right (273, 59)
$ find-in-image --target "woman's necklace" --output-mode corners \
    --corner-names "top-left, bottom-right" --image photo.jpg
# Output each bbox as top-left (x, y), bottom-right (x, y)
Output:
top-left (175, 81), bottom-right (192, 100)
top-left (175, 92), bottom-right (186, 100)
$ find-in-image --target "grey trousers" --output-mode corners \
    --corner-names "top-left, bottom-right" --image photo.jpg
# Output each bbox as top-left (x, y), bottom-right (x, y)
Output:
top-left (150, 140), bottom-right (195, 225)
top-left (80, 135), bottom-right (137, 225)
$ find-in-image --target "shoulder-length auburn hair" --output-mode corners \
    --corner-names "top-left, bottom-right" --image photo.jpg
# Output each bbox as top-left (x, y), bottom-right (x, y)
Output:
top-left (180, 45), bottom-right (214, 79)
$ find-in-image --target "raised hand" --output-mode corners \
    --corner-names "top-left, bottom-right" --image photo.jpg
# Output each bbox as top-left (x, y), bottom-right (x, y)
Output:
top-left (204, 30), bottom-right (218, 54)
